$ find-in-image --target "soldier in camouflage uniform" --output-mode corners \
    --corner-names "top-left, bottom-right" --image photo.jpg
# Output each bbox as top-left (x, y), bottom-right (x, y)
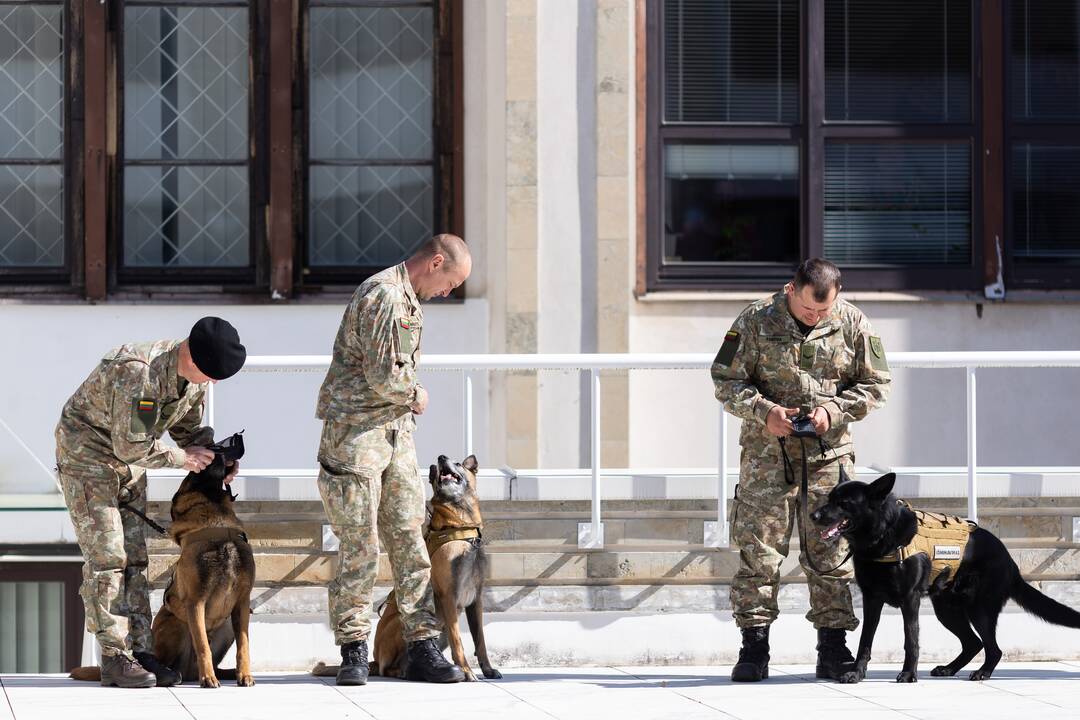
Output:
top-left (317, 234), bottom-right (472, 686)
top-left (712, 259), bottom-right (891, 682)
top-left (55, 317), bottom-right (246, 688)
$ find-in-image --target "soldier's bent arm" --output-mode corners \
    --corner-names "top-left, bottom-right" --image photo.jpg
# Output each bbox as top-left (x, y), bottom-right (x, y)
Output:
top-left (168, 389), bottom-right (213, 448)
top-left (711, 314), bottom-right (777, 425)
top-left (820, 315), bottom-right (891, 428)
top-left (358, 288), bottom-right (420, 406)
top-left (109, 362), bottom-right (187, 468)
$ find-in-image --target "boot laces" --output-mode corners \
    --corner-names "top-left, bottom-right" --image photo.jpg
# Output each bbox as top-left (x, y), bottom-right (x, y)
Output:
top-left (342, 642), bottom-right (368, 666)
top-left (412, 638), bottom-right (446, 666)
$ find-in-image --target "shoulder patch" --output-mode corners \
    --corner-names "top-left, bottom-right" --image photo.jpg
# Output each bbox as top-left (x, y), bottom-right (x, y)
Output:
top-left (868, 336), bottom-right (889, 372)
top-left (130, 398), bottom-right (158, 435)
top-left (714, 330), bottom-right (740, 368)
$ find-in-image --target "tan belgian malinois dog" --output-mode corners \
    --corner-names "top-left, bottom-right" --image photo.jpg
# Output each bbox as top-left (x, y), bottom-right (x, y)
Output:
top-left (314, 454), bottom-right (501, 681)
top-left (72, 435), bottom-right (256, 688)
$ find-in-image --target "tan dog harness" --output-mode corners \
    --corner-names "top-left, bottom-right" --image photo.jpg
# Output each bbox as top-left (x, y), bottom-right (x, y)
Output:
top-left (873, 501), bottom-right (975, 585)
top-left (425, 526), bottom-right (481, 554)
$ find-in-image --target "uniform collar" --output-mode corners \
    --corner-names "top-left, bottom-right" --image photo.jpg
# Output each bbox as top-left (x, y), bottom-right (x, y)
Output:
top-left (163, 341), bottom-right (182, 398)
top-left (396, 262), bottom-right (420, 312)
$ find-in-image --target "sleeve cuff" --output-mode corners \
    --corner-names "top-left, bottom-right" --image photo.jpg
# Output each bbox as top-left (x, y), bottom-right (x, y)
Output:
top-left (168, 446), bottom-right (187, 469)
top-left (822, 401), bottom-right (844, 429)
top-left (753, 398), bottom-right (778, 425)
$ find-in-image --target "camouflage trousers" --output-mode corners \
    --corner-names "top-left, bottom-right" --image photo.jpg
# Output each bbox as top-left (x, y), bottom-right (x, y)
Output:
top-left (58, 464), bottom-right (152, 658)
top-left (730, 446), bottom-right (858, 631)
top-left (317, 419), bottom-right (440, 645)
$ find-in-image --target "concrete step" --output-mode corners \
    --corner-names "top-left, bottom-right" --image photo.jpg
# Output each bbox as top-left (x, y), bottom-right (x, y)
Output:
top-left (147, 545), bottom-right (1080, 588)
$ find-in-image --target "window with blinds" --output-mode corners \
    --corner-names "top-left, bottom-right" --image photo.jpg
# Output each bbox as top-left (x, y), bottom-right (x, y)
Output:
top-left (825, 0), bottom-right (972, 123)
top-left (824, 143), bottom-right (972, 265)
top-left (1011, 0), bottom-right (1080, 121)
top-left (664, 0), bottom-right (799, 124)
top-left (1012, 144), bottom-right (1080, 264)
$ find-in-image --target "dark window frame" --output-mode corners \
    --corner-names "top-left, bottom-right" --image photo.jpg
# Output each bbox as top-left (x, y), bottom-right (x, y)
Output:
top-left (0, 559), bottom-right (85, 673)
top-left (644, 0), bottom-right (986, 292)
top-left (1002, 0), bottom-right (1080, 290)
top-left (0, 0), bottom-right (463, 301)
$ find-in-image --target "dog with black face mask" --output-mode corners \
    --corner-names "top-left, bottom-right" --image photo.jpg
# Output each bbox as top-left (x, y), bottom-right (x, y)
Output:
top-left (370, 454), bottom-right (501, 681)
top-left (71, 432), bottom-right (255, 688)
top-left (812, 472), bottom-right (1080, 684)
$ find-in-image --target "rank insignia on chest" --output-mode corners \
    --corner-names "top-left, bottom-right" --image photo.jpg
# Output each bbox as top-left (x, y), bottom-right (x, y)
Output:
top-left (800, 344), bottom-right (816, 370)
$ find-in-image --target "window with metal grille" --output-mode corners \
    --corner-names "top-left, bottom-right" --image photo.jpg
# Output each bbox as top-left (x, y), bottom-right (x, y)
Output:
top-left (119, 1), bottom-right (253, 285)
top-left (0, 2), bottom-right (66, 284)
top-left (303, 0), bottom-right (439, 287)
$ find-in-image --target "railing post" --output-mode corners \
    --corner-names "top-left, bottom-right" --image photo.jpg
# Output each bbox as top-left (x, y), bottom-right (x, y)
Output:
top-left (463, 371), bottom-right (474, 458)
top-left (705, 408), bottom-right (730, 548)
top-left (579, 369), bottom-right (605, 548)
top-left (967, 366), bottom-right (978, 522)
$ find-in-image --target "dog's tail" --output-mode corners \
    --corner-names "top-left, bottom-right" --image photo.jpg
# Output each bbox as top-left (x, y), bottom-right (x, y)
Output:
top-left (1011, 577), bottom-right (1080, 628)
top-left (69, 666), bottom-right (101, 682)
top-left (310, 661), bottom-right (339, 677)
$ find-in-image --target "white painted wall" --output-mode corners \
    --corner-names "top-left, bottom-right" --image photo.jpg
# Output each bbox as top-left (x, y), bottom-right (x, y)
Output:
top-left (0, 301), bottom-right (490, 494)
top-left (628, 297), bottom-right (1080, 471)
top-left (536, 0), bottom-right (597, 469)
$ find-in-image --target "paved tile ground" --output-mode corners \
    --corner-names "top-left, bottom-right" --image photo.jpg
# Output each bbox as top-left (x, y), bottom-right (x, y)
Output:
top-left (3, 663), bottom-right (1080, 720)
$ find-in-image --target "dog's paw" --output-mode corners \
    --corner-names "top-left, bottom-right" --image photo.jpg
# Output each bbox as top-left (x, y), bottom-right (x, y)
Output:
top-left (237, 674), bottom-right (255, 687)
top-left (895, 670), bottom-right (918, 683)
top-left (483, 667), bottom-right (503, 680)
top-left (968, 669), bottom-right (992, 681)
top-left (463, 668), bottom-right (478, 682)
top-left (839, 670), bottom-right (863, 684)
top-left (200, 675), bottom-right (220, 689)
top-left (931, 665), bottom-right (957, 677)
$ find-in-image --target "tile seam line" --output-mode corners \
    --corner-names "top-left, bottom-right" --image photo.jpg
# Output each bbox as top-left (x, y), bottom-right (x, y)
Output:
top-left (769, 666), bottom-right (923, 720)
top-left (0, 675), bottom-right (15, 720)
top-left (610, 666), bottom-right (742, 719)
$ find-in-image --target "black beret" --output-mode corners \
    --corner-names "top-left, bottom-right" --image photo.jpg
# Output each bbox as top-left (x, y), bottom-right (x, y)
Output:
top-left (189, 317), bottom-right (246, 380)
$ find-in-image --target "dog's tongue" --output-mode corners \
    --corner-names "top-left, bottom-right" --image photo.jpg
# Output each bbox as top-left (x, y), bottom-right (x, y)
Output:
top-left (820, 521), bottom-right (845, 542)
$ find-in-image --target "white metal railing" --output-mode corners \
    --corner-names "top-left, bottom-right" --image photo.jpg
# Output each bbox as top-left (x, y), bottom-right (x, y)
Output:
top-left (207, 351), bottom-right (1080, 549)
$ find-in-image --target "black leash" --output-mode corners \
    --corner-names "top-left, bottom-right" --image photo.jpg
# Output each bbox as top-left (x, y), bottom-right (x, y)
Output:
top-left (119, 501), bottom-right (169, 536)
top-left (780, 434), bottom-right (852, 576)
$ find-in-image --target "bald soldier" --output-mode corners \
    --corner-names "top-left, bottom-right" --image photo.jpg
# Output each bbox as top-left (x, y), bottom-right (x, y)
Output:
top-left (56, 317), bottom-right (246, 688)
top-left (712, 259), bottom-right (890, 683)
top-left (317, 234), bottom-right (472, 686)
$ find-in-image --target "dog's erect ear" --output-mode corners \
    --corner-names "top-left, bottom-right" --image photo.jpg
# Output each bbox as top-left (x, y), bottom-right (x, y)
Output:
top-left (462, 455), bottom-right (479, 474)
top-left (867, 472), bottom-right (896, 501)
top-left (428, 464), bottom-right (438, 482)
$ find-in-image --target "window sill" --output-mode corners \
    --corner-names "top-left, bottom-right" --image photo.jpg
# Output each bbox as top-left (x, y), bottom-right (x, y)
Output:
top-left (636, 289), bottom-right (1080, 304)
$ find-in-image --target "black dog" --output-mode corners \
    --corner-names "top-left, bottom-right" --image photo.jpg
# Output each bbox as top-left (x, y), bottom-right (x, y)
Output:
top-left (811, 472), bottom-right (1080, 683)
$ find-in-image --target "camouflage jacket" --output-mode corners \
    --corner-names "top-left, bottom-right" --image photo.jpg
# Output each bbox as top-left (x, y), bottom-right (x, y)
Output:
top-left (711, 291), bottom-right (891, 460)
top-left (55, 340), bottom-right (212, 476)
top-left (316, 263), bottom-right (424, 432)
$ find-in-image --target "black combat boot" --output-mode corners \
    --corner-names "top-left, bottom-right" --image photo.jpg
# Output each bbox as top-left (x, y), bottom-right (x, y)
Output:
top-left (816, 628), bottom-right (856, 680)
top-left (99, 653), bottom-right (157, 688)
top-left (133, 651), bottom-right (181, 687)
top-left (405, 638), bottom-right (466, 683)
top-left (336, 640), bottom-right (369, 686)
top-left (730, 626), bottom-right (770, 682)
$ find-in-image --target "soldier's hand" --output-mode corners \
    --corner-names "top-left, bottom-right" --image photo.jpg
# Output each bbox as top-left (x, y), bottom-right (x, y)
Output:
top-left (810, 406), bottom-right (831, 435)
top-left (766, 406), bottom-right (800, 437)
top-left (410, 385), bottom-right (429, 415)
top-left (183, 446), bottom-right (214, 472)
top-left (224, 461), bottom-right (240, 484)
